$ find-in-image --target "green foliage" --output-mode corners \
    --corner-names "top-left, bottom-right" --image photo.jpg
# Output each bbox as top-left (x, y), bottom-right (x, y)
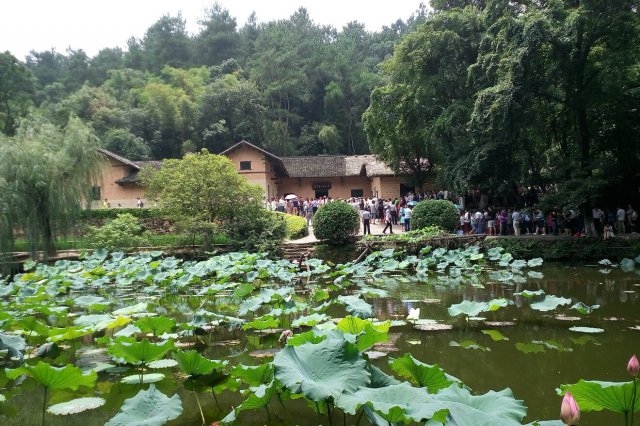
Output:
top-left (87, 213), bottom-right (148, 251)
top-left (140, 150), bottom-right (265, 250)
top-left (0, 114), bottom-right (102, 259)
top-left (7, 361), bottom-right (97, 390)
top-left (225, 209), bottom-right (287, 252)
top-left (105, 384), bottom-right (182, 426)
top-left (410, 200), bottom-right (459, 231)
top-left (275, 212), bottom-right (308, 239)
top-left (312, 202), bottom-right (360, 244)
top-left (80, 208), bottom-right (165, 220)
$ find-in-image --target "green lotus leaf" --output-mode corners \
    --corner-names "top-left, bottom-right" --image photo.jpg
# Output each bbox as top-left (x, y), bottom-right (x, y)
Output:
top-left (571, 335), bottom-right (601, 346)
top-left (105, 384), bottom-right (182, 426)
top-left (336, 317), bottom-right (390, 351)
top-left (48, 326), bottom-right (90, 343)
top-left (510, 259), bottom-right (527, 269)
top-left (336, 382), bottom-right (449, 423)
top-left (568, 326), bottom-right (604, 334)
top-left (112, 302), bottom-right (149, 316)
top-left (241, 315), bottom-right (279, 331)
top-left (570, 302), bottom-right (600, 315)
top-left (174, 350), bottom-right (226, 376)
top-left (389, 353), bottom-right (461, 393)
top-left (286, 330), bottom-right (327, 346)
top-left (108, 338), bottom-right (174, 365)
top-left (6, 361), bottom-right (96, 390)
top-left (292, 313), bottom-right (329, 327)
top-left (147, 359), bottom-right (178, 369)
top-left (0, 333), bottom-right (26, 361)
top-left (113, 324), bottom-right (142, 338)
top-left (16, 316), bottom-right (50, 336)
top-left (356, 287), bottom-right (389, 298)
top-left (0, 394), bottom-right (6, 403)
top-left (135, 316), bottom-right (176, 336)
top-left (530, 296), bottom-right (572, 312)
top-left (47, 397), bottom-right (106, 415)
top-left (72, 295), bottom-right (107, 307)
top-left (620, 258), bottom-right (635, 270)
top-left (532, 340), bottom-right (572, 352)
top-left (515, 342), bottom-right (546, 354)
top-left (486, 298), bottom-right (511, 311)
top-left (231, 363), bottom-right (274, 386)
top-left (514, 290), bottom-right (545, 298)
top-left (558, 380), bottom-right (640, 413)
top-left (336, 295), bottom-right (373, 319)
top-left (425, 385), bottom-right (527, 426)
top-left (233, 283), bottom-right (255, 298)
top-left (73, 315), bottom-right (131, 331)
top-left (448, 300), bottom-right (489, 317)
top-left (449, 340), bottom-right (491, 351)
top-left (121, 373), bottom-right (165, 384)
top-left (222, 380), bottom-right (276, 425)
top-left (481, 330), bottom-right (509, 341)
top-left (527, 258), bottom-right (544, 267)
top-left (274, 331), bottom-right (370, 402)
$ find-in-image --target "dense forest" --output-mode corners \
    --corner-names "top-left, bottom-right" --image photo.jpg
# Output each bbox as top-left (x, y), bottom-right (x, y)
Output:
top-left (0, 4), bottom-right (428, 159)
top-left (1, 0), bottom-right (639, 213)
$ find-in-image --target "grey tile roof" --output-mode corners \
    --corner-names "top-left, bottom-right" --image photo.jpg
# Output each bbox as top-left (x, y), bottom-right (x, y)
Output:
top-left (281, 156), bottom-right (346, 177)
top-left (97, 148), bottom-right (140, 170)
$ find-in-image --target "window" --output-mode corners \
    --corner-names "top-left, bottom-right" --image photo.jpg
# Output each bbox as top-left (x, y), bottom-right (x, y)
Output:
top-left (240, 161), bottom-right (252, 170)
top-left (91, 186), bottom-right (101, 201)
top-left (351, 189), bottom-right (364, 198)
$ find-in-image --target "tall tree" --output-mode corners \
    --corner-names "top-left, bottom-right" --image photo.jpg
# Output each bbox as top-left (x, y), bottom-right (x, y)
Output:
top-left (0, 52), bottom-right (35, 135)
top-left (140, 13), bottom-right (193, 72)
top-left (194, 3), bottom-right (241, 66)
top-left (0, 114), bottom-right (102, 258)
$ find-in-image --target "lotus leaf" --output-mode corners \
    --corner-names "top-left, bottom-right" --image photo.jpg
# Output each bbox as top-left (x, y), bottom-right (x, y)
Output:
top-left (514, 289), bottom-right (545, 298)
top-left (147, 359), bottom-right (178, 369)
top-left (174, 350), bottom-right (226, 376)
top-left (337, 295), bottom-right (373, 318)
top-left (558, 380), bottom-right (640, 413)
top-left (389, 353), bottom-right (461, 393)
top-left (292, 313), bottom-right (329, 327)
top-left (47, 397), bottom-right (106, 415)
top-left (6, 361), bottom-right (96, 390)
top-left (112, 302), bottom-right (149, 316)
top-left (222, 380), bottom-right (276, 424)
top-left (570, 302), bottom-right (600, 315)
top-left (424, 385), bottom-right (526, 426)
top-left (113, 324), bottom-right (142, 338)
top-left (481, 330), bottom-right (509, 341)
top-left (336, 382), bottom-right (449, 423)
top-left (48, 326), bottom-right (90, 343)
top-left (448, 300), bottom-right (489, 317)
top-left (530, 295), bottom-right (572, 312)
top-left (274, 331), bottom-right (370, 402)
top-left (241, 315), bottom-right (279, 331)
top-left (527, 258), bottom-right (544, 267)
top-left (135, 316), bottom-right (176, 335)
top-left (108, 338), bottom-right (174, 365)
top-left (0, 333), bottom-right (26, 361)
top-left (231, 363), bottom-right (273, 386)
top-left (336, 316), bottom-right (390, 351)
top-left (515, 342), bottom-right (546, 354)
top-left (233, 283), bottom-right (255, 298)
top-left (121, 373), bottom-right (165, 384)
top-left (105, 384), bottom-right (182, 426)
top-left (72, 295), bottom-right (107, 307)
top-left (286, 330), bottom-right (327, 346)
top-left (568, 326), bottom-right (604, 334)
top-left (449, 340), bottom-right (491, 351)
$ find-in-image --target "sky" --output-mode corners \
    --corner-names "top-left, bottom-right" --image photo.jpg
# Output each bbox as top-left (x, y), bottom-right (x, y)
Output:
top-left (1, 0), bottom-right (426, 60)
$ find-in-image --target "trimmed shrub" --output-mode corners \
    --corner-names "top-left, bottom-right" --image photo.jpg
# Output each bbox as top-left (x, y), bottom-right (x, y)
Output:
top-left (410, 200), bottom-right (459, 231)
top-left (312, 201), bottom-right (360, 244)
top-left (87, 213), bottom-right (148, 250)
top-left (81, 208), bottom-right (165, 220)
top-left (276, 212), bottom-right (308, 239)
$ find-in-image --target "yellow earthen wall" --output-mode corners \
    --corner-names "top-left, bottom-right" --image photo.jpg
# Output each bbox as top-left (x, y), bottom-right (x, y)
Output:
top-left (91, 159), bottom-right (144, 208)
top-left (224, 146), bottom-right (277, 200)
top-left (278, 176), bottom-right (373, 199)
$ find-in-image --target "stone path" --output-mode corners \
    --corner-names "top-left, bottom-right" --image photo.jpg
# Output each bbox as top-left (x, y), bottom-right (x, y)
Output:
top-left (285, 221), bottom-right (407, 244)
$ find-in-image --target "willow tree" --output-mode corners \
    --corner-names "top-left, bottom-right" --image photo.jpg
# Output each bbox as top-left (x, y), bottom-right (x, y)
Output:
top-left (0, 114), bottom-right (102, 259)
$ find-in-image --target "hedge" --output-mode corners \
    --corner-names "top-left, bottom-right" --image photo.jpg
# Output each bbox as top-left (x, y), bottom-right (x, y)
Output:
top-left (81, 208), bottom-right (166, 220)
top-left (275, 212), bottom-right (308, 239)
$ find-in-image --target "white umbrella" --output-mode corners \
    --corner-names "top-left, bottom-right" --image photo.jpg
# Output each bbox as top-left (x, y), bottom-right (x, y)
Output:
top-left (285, 194), bottom-right (298, 200)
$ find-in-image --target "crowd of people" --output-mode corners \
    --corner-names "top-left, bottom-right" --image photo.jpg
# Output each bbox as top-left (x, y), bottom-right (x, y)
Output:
top-left (267, 192), bottom-right (638, 240)
top-left (457, 205), bottom-right (638, 238)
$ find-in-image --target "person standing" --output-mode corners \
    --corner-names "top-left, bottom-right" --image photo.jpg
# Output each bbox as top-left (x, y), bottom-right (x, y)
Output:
top-left (136, 197), bottom-right (144, 208)
top-left (404, 206), bottom-right (412, 231)
top-left (382, 206), bottom-right (394, 234)
top-left (616, 206), bottom-right (626, 234)
top-left (512, 209), bottom-right (522, 236)
top-left (361, 208), bottom-right (371, 235)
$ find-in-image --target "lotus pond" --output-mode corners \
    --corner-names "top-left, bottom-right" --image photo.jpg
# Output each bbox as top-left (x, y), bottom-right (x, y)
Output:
top-left (1, 247), bottom-right (639, 426)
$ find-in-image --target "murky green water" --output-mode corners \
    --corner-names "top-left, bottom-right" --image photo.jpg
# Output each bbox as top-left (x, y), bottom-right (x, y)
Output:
top-left (2, 263), bottom-right (639, 425)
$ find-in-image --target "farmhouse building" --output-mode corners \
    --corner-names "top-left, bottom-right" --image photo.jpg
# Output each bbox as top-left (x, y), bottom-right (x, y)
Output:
top-left (93, 141), bottom-right (425, 208)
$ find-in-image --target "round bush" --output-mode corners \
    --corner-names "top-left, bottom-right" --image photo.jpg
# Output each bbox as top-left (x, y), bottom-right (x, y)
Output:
top-left (410, 200), bottom-right (459, 232)
top-left (312, 201), bottom-right (360, 244)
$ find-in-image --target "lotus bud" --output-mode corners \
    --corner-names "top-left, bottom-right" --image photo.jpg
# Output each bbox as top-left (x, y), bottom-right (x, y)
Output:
top-left (628, 354), bottom-right (639, 377)
top-left (560, 391), bottom-right (580, 425)
top-left (406, 308), bottom-right (420, 321)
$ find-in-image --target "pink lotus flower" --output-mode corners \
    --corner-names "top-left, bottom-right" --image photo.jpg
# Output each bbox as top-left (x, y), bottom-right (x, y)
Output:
top-left (628, 354), bottom-right (639, 377)
top-left (560, 391), bottom-right (580, 425)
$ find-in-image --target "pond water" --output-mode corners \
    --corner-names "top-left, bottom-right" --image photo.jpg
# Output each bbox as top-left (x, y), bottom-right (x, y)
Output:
top-left (0, 250), bottom-right (639, 426)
